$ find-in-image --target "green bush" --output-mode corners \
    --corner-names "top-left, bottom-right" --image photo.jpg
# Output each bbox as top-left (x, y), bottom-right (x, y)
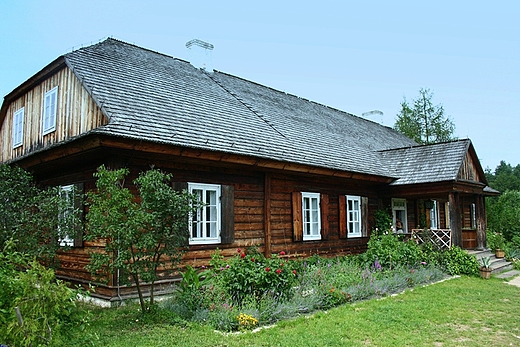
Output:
top-left (362, 234), bottom-right (423, 269)
top-left (486, 231), bottom-right (507, 251)
top-left (439, 246), bottom-right (479, 276)
top-left (488, 190), bottom-right (520, 242)
top-left (0, 241), bottom-right (86, 347)
top-left (216, 247), bottom-right (297, 307)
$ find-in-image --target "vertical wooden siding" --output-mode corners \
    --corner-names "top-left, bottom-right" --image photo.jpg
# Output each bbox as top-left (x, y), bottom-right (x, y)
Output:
top-left (1, 67), bottom-right (107, 162)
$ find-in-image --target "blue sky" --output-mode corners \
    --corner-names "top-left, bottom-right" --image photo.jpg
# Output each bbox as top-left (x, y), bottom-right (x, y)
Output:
top-left (1, 1), bottom-right (518, 170)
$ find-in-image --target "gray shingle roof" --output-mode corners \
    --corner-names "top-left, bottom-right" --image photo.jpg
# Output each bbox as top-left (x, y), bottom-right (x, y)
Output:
top-left (61, 38), bottom-right (476, 184)
top-left (379, 140), bottom-right (471, 185)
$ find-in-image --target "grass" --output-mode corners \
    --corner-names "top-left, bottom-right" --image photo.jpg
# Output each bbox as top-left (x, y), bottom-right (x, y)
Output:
top-left (74, 275), bottom-right (520, 347)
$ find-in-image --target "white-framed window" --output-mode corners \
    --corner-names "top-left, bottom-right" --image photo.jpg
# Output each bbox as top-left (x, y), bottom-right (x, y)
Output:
top-left (189, 183), bottom-right (221, 244)
top-left (430, 200), bottom-right (439, 229)
top-left (392, 198), bottom-right (408, 233)
top-left (347, 195), bottom-right (362, 237)
top-left (42, 86), bottom-right (58, 135)
top-left (302, 192), bottom-right (321, 241)
top-left (12, 107), bottom-right (24, 148)
top-left (59, 184), bottom-right (75, 247)
top-left (471, 203), bottom-right (477, 229)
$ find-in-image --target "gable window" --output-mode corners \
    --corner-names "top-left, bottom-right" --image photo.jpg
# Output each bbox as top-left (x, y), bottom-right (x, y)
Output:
top-left (42, 86), bottom-right (58, 135)
top-left (347, 195), bottom-right (362, 237)
top-left (12, 107), bottom-right (24, 148)
top-left (392, 198), bottom-right (408, 233)
top-left (302, 192), bottom-right (321, 241)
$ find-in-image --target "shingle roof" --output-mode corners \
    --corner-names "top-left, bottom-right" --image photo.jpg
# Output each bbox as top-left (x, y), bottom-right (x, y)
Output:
top-left (379, 139), bottom-right (471, 185)
top-left (62, 38), bottom-right (419, 179)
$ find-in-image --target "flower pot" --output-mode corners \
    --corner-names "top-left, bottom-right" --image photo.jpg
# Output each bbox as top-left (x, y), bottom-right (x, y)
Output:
top-left (495, 249), bottom-right (505, 258)
top-left (479, 267), bottom-right (492, 279)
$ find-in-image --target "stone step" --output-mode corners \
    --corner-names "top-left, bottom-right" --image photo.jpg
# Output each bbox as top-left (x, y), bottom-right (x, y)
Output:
top-left (466, 249), bottom-right (513, 274)
top-left (495, 270), bottom-right (520, 279)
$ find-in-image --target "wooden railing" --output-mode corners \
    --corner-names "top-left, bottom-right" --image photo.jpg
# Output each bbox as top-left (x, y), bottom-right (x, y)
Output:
top-left (411, 229), bottom-right (452, 250)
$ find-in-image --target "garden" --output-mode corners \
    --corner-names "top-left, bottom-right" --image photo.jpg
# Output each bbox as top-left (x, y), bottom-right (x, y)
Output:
top-left (1, 163), bottom-right (520, 346)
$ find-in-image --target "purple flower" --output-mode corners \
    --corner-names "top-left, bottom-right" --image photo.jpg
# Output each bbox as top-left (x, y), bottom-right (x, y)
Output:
top-left (372, 259), bottom-right (382, 271)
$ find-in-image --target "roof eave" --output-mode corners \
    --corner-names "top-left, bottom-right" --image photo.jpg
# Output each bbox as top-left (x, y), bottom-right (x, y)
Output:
top-left (1, 56), bottom-right (67, 125)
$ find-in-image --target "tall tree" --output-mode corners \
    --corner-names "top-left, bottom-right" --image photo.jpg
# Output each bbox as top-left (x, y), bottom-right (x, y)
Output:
top-left (394, 88), bottom-right (456, 144)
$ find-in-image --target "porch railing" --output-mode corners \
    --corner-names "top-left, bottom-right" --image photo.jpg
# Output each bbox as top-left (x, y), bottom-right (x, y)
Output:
top-left (411, 229), bottom-right (452, 250)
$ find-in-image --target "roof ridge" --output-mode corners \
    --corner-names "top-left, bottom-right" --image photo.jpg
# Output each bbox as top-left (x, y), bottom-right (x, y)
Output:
top-left (68, 37), bottom-right (191, 63)
top-left (207, 71), bottom-right (287, 139)
top-left (379, 138), bottom-right (469, 153)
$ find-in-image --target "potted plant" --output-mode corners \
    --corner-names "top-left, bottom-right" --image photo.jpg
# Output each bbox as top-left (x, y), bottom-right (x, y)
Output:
top-left (495, 233), bottom-right (506, 258)
top-left (479, 256), bottom-right (492, 279)
top-left (488, 231), bottom-right (506, 258)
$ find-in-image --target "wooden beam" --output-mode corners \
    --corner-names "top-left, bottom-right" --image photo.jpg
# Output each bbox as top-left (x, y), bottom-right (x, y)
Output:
top-left (97, 136), bottom-right (393, 183)
top-left (448, 192), bottom-right (462, 247)
top-left (476, 194), bottom-right (486, 250)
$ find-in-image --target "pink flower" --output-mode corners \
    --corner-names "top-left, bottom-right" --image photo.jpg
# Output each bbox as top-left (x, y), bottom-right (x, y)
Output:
top-left (201, 265), bottom-right (206, 269)
top-left (240, 253), bottom-right (246, 258)
top-left (279, 251), bottom-right (286, 256)
top-left (265, 267), bottom-right (270, 272)
top-left (292, 270), bottom-right (297, 275)
top-left (276, 269), bottom-right (282, 274)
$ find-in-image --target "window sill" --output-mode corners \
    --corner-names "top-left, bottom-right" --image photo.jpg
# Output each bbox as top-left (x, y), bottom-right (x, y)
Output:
top-left (189, 239), bottom-right (221, 246)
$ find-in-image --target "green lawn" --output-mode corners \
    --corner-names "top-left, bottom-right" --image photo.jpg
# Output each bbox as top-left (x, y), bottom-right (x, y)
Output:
top-left (80, 276), bottom-right (520, 347)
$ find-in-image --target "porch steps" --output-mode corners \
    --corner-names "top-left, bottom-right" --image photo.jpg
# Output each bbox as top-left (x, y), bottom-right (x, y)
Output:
top-left (466, 249), bottom-right (513, 274)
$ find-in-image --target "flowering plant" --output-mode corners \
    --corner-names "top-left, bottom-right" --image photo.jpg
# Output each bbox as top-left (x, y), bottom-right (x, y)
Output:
top-left (236, 313), bottom-right (258, 330)
top-left (211, 247), bottom-right (297, 307)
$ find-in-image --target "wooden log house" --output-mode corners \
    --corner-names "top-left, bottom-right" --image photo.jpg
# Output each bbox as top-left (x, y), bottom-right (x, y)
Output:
top-left (0, 38), bottom-right (499, 302)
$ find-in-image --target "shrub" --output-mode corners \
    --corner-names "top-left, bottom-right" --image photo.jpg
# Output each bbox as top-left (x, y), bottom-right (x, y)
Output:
top-left (215, 248), bottom-right (297, 307)
top-left (0, 241), bottom-right (85, 347)
top-left (363, 234), bottom-right (423, 269)
top-left (487, 231), bottom-right (507, 251)
top-left (0, 164), bottom-right (82, 266)
top-left (487, 190), bottom-right (520, 242)
top-left (439, 246), bottom-right (479, 276)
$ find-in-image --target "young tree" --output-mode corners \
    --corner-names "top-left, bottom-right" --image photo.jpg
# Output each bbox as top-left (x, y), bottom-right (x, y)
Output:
top-left (85, 166), bottom-right (201, 311)
top-left (0, 164), bottom-right (81, 265)
top-left (394, 88), bottom-right (456, 145)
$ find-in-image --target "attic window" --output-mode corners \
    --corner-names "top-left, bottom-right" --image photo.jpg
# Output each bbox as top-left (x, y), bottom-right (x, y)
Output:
top-left (42, 86), bottom-right (58, 135)
top-left (12, 107), bottom-right (24, 148)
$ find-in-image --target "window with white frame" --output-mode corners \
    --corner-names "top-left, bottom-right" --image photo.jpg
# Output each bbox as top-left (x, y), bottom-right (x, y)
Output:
top-left (59, 184), bottom-right (75, 247)
top-left (42, 86), bottom-right (58, 135)
top-left (471, 203), bottom-right (477, 229)
top-left (302, 192), bottom-right (321, 240)
top-left (189, 183), bottom-right (221, 244)
top-left (430, 200), bottom-right (439, 229)
top-left (12, 107), bottom-right (24, 148)
top-left (347, 195), bottom-right (362, 237)
top-left (392, 198), bottom-right (407, 233)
